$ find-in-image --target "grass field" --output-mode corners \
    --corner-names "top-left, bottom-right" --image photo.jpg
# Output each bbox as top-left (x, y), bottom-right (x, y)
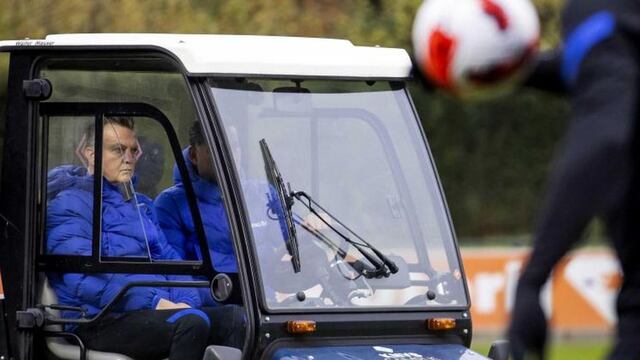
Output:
top-left (471, 340), bottom-right (611, 359)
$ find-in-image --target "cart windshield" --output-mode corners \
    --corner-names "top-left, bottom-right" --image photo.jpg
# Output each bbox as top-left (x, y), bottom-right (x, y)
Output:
top-left (209, 79), bottom-right (467, 310)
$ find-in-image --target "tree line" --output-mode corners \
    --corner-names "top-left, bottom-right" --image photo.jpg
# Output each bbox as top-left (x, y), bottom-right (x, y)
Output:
top-left (0, 0), bottom-right (572, 242)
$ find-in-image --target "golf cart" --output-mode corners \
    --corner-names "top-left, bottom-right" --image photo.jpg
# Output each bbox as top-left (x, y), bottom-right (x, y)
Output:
top-left (0, 34), bottom-right (507, 360)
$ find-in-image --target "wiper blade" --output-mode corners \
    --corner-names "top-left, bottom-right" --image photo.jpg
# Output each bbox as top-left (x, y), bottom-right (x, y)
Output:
top-left (259, 139), bottom-right (301, 273)
top-left (293, 191), bottom-right (399, 279)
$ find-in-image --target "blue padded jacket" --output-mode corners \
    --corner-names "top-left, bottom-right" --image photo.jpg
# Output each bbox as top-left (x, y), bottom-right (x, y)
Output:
top-left (154, 149), bottom-right (295, 304)
top-left (154, 149), bottom-right (238, 273)
top-left (46, 165), bottom-right (201, 325)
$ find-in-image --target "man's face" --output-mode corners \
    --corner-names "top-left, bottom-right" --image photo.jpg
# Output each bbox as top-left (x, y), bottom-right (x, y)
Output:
top-left (84, 123), bottom-right (139, 183)
top-left (189, 144), bottom-right (216, 182)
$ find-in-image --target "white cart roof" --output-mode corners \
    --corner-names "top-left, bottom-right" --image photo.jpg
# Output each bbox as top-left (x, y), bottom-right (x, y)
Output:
top-left (0, 33), bottom-right (412, 79)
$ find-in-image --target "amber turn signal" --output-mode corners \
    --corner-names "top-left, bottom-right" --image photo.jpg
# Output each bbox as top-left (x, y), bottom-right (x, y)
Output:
top-left (426, 318), bottom-right (456, 330)
top-left (287, 320), bottom-right (317, 335)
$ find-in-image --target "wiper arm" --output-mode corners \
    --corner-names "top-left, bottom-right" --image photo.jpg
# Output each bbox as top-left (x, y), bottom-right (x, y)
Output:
top-left (293, 191), bottom-right (399, 279)
top-left (292, 213), bottom-right (378, 280)
top-left (259, 139), bottom-right (301, 273)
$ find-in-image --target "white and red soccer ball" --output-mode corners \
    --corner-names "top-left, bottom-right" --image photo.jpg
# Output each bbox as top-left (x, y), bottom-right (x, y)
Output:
top-left (412, 0), bottom-right (540, 99)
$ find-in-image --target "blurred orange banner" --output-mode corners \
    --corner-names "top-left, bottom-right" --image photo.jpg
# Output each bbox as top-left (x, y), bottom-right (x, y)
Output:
top-left (462, 247), bottom-right (620, 334)
top-left (0, 249), bottom-right (622, 330)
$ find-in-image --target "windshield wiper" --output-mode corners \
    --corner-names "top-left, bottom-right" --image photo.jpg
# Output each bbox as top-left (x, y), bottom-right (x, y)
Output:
top-left (259, 139), bottom-right (301, 273)
top-left (292, 191), bottom-right (399, 279)
top-left (259, 138), bottom-right (398, 279)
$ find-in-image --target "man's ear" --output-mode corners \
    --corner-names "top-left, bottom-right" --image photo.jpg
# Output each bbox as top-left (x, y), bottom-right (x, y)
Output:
top-left (83, 146), bottom-right (96, 173)
top-left (188, 145), bottom-right (197, 165)
top-left (82, 146), bottom-right (96, 168)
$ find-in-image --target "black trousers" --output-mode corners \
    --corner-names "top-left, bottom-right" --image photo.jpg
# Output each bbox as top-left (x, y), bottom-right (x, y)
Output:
top-left (76, 305), bottom-right (245, 360)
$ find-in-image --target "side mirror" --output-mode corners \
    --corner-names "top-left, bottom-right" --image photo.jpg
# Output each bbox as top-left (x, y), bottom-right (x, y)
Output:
top-left (210, 273), bottom-right (233, 303)
top-left (488, 340), bottom-right (510, 360)
top-left (23, 78), bottom-right (52, 100)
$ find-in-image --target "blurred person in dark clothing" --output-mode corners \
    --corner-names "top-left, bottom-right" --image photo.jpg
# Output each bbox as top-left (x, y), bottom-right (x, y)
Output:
top-left (509, 0), bottom-right (640, 359)
top-left (134, 135), bottom-right (165, 197)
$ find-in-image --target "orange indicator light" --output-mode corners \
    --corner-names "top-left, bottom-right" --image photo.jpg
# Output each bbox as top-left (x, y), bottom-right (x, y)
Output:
top-left (287, 320), bottom-right (317, 335)
top-left (427, 318), bottom-right (456, 330)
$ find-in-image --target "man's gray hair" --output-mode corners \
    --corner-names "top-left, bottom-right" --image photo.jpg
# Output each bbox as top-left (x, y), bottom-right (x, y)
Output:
top-left (83, 116), bottom-right (135, 147)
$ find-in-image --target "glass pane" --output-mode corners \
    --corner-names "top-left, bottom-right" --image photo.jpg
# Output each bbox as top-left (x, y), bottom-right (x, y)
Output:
top-left (40, 63), bottom-right (197, 129)
top-left (45, 116), bottom-right (95, 256)
top-left (150, 119), bottom-right (237, 271)
top-left (317, 117), bottom-right (413, 258)
top-left (210, 79), bottom-right (467, 309)
top-left (95, 115), bottom-right (198, 263)
top-left (37, 59), bottom-right (232, 270)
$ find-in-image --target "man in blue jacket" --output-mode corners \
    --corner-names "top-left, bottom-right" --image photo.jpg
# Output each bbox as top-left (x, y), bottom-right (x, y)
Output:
top-left (155, 122), bottom-right (241, 306)
top-left (155, 122), bottom-right (340, 307)
top-left (155, 123), bottom-right (238, 275)
top-left (46, 117), bottom-right (244, 360)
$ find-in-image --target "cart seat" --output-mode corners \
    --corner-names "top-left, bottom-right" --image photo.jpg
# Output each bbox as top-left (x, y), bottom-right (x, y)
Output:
top-left (39, 277), bottom-right (240, 360)
top-left (39, 277), bottom-right (134, 360)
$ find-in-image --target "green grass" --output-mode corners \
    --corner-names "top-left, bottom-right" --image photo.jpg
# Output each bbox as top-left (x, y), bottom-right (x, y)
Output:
top-left (471, 340), bottom-right (610, 360)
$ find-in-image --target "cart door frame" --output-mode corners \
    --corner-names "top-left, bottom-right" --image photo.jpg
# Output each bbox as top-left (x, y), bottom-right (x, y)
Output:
top-left (0, 49), bottom-right (257, 359)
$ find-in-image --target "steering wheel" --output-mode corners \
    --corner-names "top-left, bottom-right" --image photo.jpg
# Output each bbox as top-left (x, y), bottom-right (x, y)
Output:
top-left (274, 257), bottom-right (360, 308)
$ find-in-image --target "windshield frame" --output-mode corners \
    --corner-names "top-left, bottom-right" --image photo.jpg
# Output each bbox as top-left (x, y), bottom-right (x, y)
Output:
top-left (202, 76), bottom-right (470, 314)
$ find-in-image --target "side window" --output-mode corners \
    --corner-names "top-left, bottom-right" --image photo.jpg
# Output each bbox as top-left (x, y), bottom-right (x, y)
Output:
top-left (39, 58), bottom-right (218, 267)
top-left (42, 113), bottom-right (198, 264)
top-left (44, 116), bottom-right (95, 256)
top-left (94, 115), bottom-right (195, 263)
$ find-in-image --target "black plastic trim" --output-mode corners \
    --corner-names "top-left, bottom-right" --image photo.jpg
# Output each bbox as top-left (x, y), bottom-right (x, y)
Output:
top-left (0, 52), bottom-right (37, 360)
top-left (42, 281), bottom-right (208, 326)
top-left (191, 78), bottom-right (259, 355)
top-left (0, 300), bottom-right (8, 357)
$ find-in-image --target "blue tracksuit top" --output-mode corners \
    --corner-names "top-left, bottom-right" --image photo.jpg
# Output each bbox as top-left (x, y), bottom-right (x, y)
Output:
top-left (46, 165), bottom-right (201, 324)
top-left (154, 149), bottom-right (327, 304)
top-left (154, 149), bottom-right (238, 273)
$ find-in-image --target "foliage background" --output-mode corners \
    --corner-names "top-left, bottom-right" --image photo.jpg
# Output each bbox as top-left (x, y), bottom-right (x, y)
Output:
top-left (0, 0), bottom-right (574, 244)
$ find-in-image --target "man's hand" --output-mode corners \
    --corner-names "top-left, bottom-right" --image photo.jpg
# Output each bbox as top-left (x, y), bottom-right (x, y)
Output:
top-left (302, 212), bottom-right (331, 231)
top-left (155, 298), bottom-right (191, 310)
